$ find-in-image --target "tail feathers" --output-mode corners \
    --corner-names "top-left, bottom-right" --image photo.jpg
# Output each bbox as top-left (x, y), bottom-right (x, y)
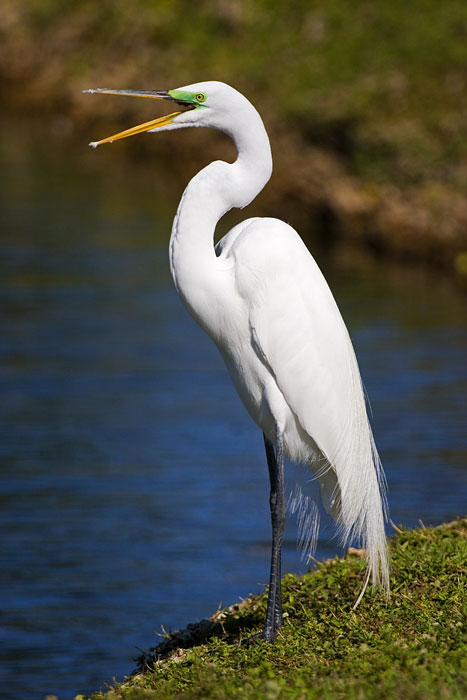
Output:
top-left (290, 428), bottom-right (389, 601)
top-left (324, 344), bottom-right (390, 598)
top-left (335, 430), bottom-right (390, 598)
top-left (287, 327), bottom-right (389, 598)
top-left (288, 484), bottom-right (320, 560)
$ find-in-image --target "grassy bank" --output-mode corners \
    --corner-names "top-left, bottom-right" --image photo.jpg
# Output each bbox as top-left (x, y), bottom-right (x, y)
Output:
top-left (82, 519), bottom-right (466, 700)
top-left (2, 1), bottom-right (467, 274)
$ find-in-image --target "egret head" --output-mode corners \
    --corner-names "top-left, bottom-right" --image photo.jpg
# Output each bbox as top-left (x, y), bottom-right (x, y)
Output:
top-left (84, 81), bottom-right (251, 147)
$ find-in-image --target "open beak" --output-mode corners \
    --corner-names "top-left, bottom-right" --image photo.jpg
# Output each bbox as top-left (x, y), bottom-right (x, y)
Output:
top-left (83, 88), bottom-right (192, 147)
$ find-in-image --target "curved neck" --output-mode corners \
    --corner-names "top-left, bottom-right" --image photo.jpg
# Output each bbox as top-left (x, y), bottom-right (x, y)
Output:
top-left (169, 107), bottom-right (272, 332)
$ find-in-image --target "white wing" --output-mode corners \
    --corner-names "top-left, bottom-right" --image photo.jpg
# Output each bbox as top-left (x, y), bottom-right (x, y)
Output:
top-left (229, 217), bottom-right (354, 462)
top-left (226, 217), bottom-right (389, 589)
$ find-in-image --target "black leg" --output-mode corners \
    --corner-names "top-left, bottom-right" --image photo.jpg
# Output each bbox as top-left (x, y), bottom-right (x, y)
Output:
top-left (262, 426), bottom-right (286, 642)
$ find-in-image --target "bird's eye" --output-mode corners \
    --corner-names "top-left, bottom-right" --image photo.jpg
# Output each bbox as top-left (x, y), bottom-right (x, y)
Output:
top-left (196, 93), bottom-right (206, 103)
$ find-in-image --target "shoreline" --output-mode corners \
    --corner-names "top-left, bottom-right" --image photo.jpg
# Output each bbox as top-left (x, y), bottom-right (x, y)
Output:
top-left (86, 519), bottom-right (466, 700)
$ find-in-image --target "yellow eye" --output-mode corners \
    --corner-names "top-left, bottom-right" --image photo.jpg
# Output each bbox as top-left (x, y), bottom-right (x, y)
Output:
top-left (196, 93), bottom-right (206, 103)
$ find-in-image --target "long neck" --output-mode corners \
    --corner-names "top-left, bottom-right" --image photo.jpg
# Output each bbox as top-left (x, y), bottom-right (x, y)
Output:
top-left (169, 108), bottom-right (272, 334)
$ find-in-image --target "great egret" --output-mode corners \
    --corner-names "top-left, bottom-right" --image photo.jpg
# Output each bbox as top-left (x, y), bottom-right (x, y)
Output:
top-left (85, 81), bottom-right (389, 642)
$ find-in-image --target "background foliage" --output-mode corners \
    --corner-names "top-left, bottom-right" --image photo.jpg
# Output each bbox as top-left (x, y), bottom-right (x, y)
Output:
top-left (2, 0), bottom-right (467, 267)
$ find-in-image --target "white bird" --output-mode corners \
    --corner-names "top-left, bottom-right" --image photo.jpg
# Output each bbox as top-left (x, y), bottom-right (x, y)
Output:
top-left (85, 81), bottom-right (389, 641)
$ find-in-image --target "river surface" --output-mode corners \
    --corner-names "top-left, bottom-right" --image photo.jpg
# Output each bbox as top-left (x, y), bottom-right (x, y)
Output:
top-left (1, 120), bottom-right (466, 700)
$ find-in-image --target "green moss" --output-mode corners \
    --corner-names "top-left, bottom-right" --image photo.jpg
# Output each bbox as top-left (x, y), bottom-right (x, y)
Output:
top-left (85, 519), bottom-right (466, 700)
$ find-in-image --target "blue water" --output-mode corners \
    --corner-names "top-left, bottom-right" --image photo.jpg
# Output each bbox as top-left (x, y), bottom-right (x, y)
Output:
top-left (1, 122), bottom-right (466, 700)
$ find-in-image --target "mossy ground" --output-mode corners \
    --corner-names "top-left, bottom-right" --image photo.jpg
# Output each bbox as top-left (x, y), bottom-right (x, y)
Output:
top-left (84, 519), bottom-right (466, 700)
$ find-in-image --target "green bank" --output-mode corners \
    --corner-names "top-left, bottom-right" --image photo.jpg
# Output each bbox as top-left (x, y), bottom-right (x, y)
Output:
top-left (79, 519), bottom-right (466, 700)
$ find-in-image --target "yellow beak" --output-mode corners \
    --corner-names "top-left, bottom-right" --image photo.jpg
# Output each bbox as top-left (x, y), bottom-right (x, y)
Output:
top-left (83, 88), bottom-right (184, 148)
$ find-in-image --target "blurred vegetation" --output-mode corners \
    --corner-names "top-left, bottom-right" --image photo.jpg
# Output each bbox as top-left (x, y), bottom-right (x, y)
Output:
top-left (2, 0), bottom-right (467, 271)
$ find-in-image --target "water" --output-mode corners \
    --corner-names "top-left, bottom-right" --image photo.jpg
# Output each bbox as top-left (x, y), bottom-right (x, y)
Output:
top-left (1, 120), bottom-right (466, 700)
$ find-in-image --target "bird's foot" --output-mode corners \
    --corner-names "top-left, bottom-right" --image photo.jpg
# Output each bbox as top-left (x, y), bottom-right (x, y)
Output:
top-left (241, 632), bottom-right (273, 646)
top-left (242, 623), bottom-right (280, 645)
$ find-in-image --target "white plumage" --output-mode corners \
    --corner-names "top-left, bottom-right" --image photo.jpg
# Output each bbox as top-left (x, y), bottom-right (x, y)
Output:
top-left (87, 80), bottom-right (389, 640)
